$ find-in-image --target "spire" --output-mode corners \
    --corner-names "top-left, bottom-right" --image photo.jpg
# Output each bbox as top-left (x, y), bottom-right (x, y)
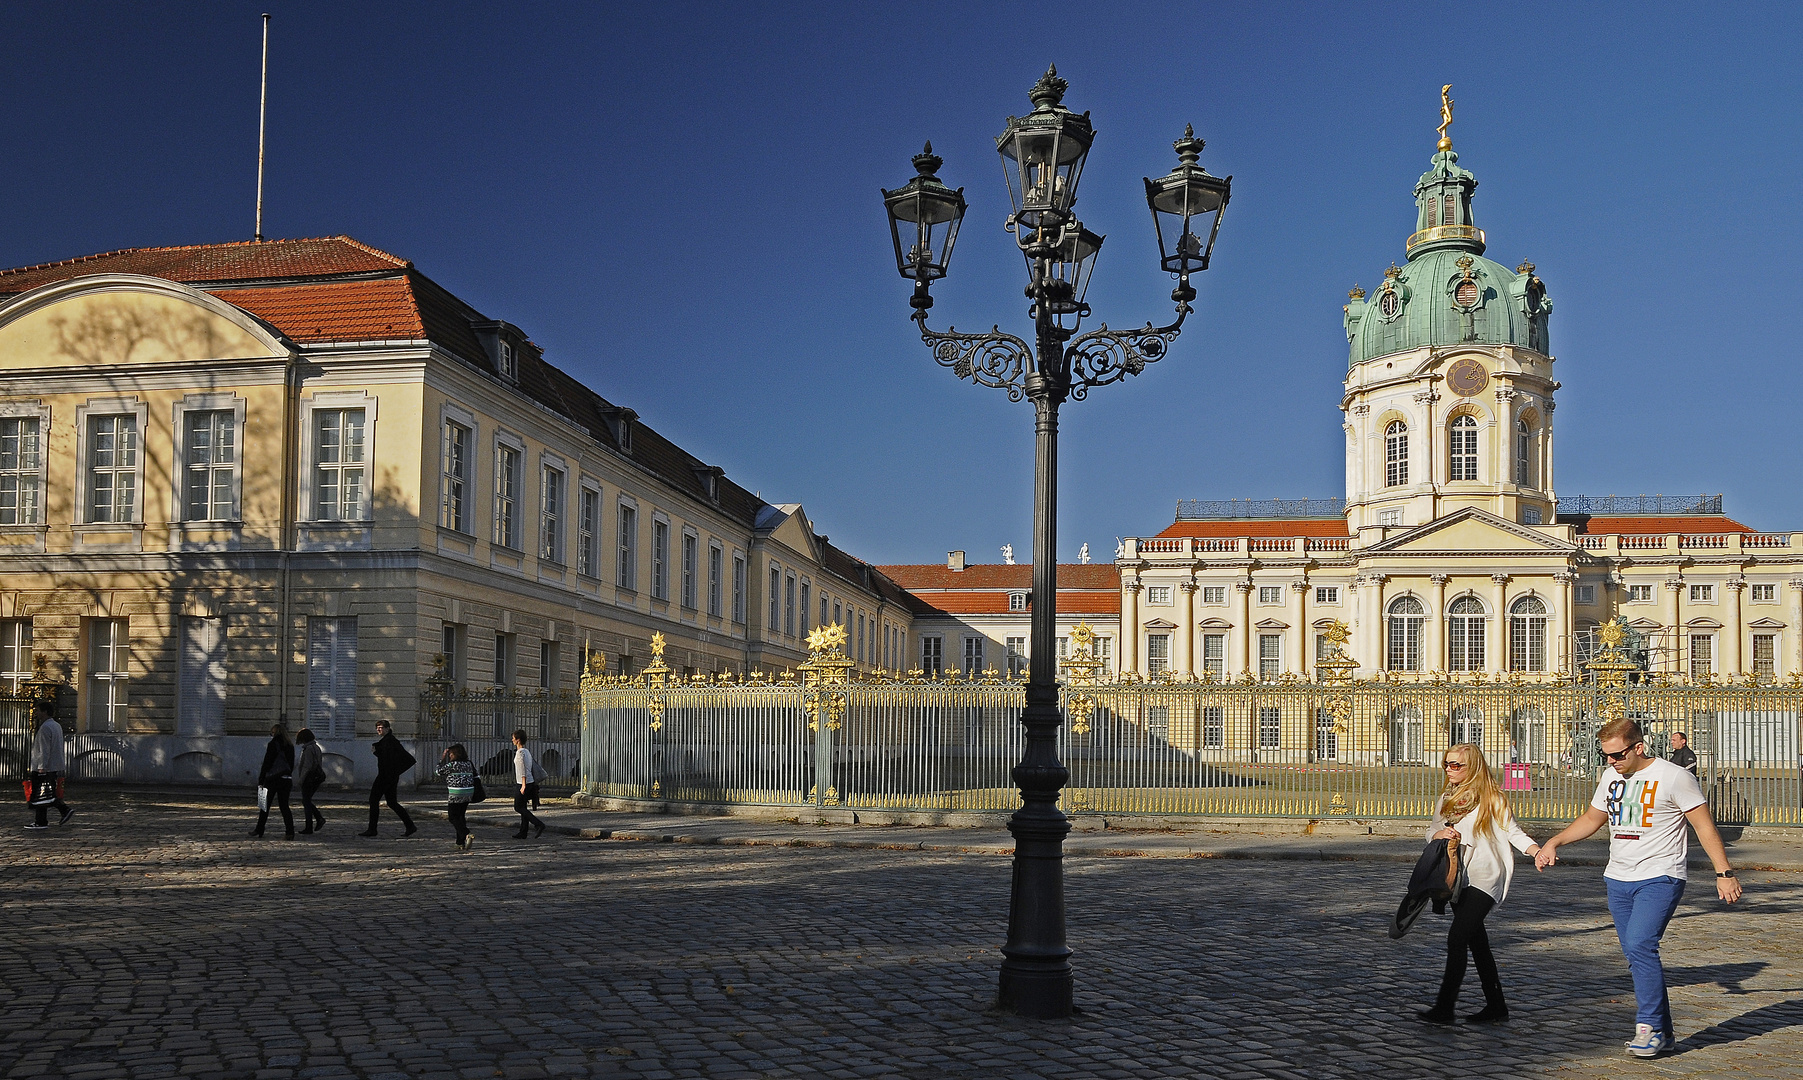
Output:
top-left (1407, 86), bottom-right (1482, 258)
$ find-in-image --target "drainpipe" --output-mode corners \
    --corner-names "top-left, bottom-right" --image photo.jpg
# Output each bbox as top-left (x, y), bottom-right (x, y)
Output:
top-left (277, 347), bottom-right (299, 724)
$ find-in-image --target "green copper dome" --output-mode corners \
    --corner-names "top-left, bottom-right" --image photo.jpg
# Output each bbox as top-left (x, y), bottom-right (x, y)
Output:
top-left (1344, 148), bottom-right (1551, 364)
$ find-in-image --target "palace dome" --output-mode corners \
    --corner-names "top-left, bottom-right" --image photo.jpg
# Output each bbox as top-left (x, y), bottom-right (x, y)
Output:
top-left (1344, 147), bottom-right (1551, 365)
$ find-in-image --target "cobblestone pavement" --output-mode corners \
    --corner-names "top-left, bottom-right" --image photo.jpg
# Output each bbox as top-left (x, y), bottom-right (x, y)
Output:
top-left (3, 790), bottom-right (1799, 1080)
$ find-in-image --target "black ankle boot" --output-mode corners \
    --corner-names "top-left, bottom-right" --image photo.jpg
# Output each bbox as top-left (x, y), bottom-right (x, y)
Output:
top-left (1466, 1002), bottom-right (1509, 1023)
top-left (1416, 1004), bottom-right (1456, 1024)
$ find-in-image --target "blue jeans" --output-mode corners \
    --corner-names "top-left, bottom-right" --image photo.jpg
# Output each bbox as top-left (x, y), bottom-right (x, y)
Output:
top-left (1605, 875), bottom-right (1686, 1033)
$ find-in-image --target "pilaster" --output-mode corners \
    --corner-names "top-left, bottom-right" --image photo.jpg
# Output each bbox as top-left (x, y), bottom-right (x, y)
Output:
top-left (1664, 578), bottom-right (1685, 674)
top-left (1429, 574), bottom-right (1449, 673)
top-left (1176, 579), bottom-right (1197, 677)
top-left (1490, 574), bottom-right (1509, 673)
top-left (1724, 577), bottom-right (1745, 675)
top-left (1122, 578), bottom-right (1142, 675)
top-left (1233, 579), bottom-right (1253, 677)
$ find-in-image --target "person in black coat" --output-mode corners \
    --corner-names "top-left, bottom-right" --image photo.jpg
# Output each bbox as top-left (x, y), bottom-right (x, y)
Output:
top-left (251, 723), bottom-right (296, 839)
top-left (359, 719), bottom-right (417, 837)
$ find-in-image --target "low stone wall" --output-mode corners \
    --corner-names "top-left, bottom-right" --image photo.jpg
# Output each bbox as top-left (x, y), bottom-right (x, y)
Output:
top-left (59, 734), bottom-right (419, 790)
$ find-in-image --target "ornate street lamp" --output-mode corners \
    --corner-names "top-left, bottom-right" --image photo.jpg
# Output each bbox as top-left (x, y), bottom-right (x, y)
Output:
top-left (882, 65), bottom-right (1230, 1019)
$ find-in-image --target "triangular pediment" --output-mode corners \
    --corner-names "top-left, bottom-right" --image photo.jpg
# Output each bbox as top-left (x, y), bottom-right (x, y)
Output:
top-left (1143, 618), bottom-right (1177, 629)
top-left (759, 503), bottom-right (819, 560)
top-left (1254, 617), bottom-right (1290, 630)
top-left (1368, 507), bottom-right (1578, 556)
top-left (1748, 617), bottom-right (1788, 629)
top-left (1627, 617), bottom-right (1664, 630)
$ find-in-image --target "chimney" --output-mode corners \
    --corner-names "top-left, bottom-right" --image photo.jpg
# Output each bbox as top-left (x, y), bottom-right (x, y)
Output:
top-left (947, 550), bottom-right (966, 572)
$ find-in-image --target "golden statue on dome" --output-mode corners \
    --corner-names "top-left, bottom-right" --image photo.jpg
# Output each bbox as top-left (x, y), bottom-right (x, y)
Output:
top-left (1437, 84), bottom-right (1455, 151)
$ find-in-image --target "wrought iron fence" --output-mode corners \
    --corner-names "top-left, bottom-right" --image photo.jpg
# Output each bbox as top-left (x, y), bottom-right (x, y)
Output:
top-left (414, 688), bottom-right (583, 791)
top-left (580, 670), bottom-right (1803, 826)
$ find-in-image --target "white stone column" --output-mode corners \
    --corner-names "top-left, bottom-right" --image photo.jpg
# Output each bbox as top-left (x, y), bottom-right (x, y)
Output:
top-left (1724, 577), bottom-right (1745, 675)
top-left (1429, 574), bottom-right (1449, 673)
top-left (1177, 579), bottom-right (1197, 677)
top-left (1371, 574), bottom-right (1389, 671)
top-left (1490, 574), bottom-right (1510, 674)
top-left (1121, 578), bottom-right (1142, 676)
top-left (1233, 579), bottom-right (1253, 677)
top-left (1664, 578), bottom-right (1685, 675)
top-left (1291, 578), bottom-right (1309, 677)
top-left (1554, 572), bottom-right (1575, 674)
top-left (1791, 579), bottom-right (1803, 679)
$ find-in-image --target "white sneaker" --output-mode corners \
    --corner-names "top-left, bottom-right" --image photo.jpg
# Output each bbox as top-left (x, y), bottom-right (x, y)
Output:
top-left (464, 834), bottom-right (476, 853)
top-left (1626, 1024), bottom-right (1670, 1057)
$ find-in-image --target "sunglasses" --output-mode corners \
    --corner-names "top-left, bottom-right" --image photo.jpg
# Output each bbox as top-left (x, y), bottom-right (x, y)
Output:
top-left (1599, 744), bottom-right (1641, 763)
top-left (1441, 761), bottom-right (1468, 770)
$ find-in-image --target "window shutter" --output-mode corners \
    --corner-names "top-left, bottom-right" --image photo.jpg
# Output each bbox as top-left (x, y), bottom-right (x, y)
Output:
top-left (309, 618), bottom-right (358, 738)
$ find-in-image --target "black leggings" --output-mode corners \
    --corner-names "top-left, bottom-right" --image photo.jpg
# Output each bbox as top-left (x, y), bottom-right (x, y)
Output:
top-left (367, 775), bottom-right (415, 831)
top-left (256, 779), bottom-right (294, 836)
top-left (300, 777), bottom-right (325, 828)
top-left (1435, 887), bottom-right (1501, 1008)
top-left (448, 801), bottom-right (469, 844)
top-left (514, 784), bottom-right (542, 835)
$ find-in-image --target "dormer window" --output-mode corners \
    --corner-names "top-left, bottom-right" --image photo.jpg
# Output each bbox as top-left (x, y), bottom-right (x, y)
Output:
top-left (1009, 591), bottom-right (1028, 612)
top-left (499, 343), bottom-right (517, 382)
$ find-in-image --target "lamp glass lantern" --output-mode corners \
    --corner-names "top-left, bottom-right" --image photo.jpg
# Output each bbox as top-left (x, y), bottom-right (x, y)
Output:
top-left (882, 143), bottom-right (967, 283)
top-left (1027, 225), bottom-right (1104, 317)
top-left (1144, 125), bottom-right (1232, 276)
top-left (996, 66), bottom-right (1094, 234)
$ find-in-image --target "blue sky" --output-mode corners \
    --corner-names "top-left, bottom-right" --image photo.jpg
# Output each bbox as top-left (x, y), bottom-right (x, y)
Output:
top-left (9, 2), bottom-right (1803, 563)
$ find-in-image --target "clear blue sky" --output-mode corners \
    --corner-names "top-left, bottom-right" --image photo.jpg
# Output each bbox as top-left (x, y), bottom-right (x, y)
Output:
top-left (10, 2), bottom-right (1802, 563)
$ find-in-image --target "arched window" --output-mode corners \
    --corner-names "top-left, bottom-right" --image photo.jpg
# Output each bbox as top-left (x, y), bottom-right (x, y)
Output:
top-left (1385, 421), bottom-right (1409, 487)
top-left (1447, 596), bottom-right (1485, 671)
top-left (1510, 595), bottom-right (1547, 671)
top-left (1443, 192), bottom-right (1456, 227)
top-left (1387, 595), bottom-right (1424, 671)
top-left (1516, 419), bottom-right (1532, 486)
top-left (1389, 705), bottom-right (1424, 764)
top-left (1449, 414), bottom-right (1478, 481)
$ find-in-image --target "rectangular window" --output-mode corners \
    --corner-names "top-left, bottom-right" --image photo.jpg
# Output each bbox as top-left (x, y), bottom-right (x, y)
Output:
top-left (1628, 584), bottom-right (1654, 603)
top-left (768, 566), bottom-right (781, 630)
top-left (1202, 633), bottom-right (1226, 677)
top-left (617, 504), bottom-right (637, 588)
top-left (681, 533), bottom-right (698, 609)
top-left (441, 624), bottom-right (462, 686)
top-left (87, 618), bottom-right (129, 732)
top-left (922, 635), bottom-right (943, 676)
top-left (0, 620), bottom-right (32, 693)
top-left (1689, 634), bottom-right (1713, 680)
top-left (1377, 508), bottom-right (1403, 526)
top-left (1315, 586), bottom-right (1339, 605)
top-left (1006, 636), bottom-right (1027, 677)
top-left (1516, 424), bottom-right (1532, 486)
top-left (1522, 507), bottom-right (1542, 525)
top-left (1258, 585), bottom-right (1283, 605)
top-left (577, 489), bottom-right (599, 577)
top-left (1201, 706), bottom-right (1225, 749)
top-left (1385, 427), bottom-right (1408, 487)
top-left (1574, 584), bottom-right (1596, 605)
top-left (306, 617), bottom-right (357, 739)
top-left (857, 614), bottom-right (866, 663)
top-left (1145, 586), bottom-right (1172, 606)
top-left (1259, 706), bottom-right (1282, 750)
top-left (1146, 634), bottom-right (1170, 675)
top-left (1449, 420), bottom-right (1478, 481)
top-left (499, 342), bottom-right (517, 381)
top-left (1146, 706), bottom-right (1170, 742)
top-left (1202, 586), bottom-right (1226, 605)
top-left (494, 632), bottom-right (513, 687)
top-left (964, 635), bottom-right (985, 674)
top-left (708, 545), bottom-right (723, 616)
top-left (1752, 583), bottom-right (1777, 602)
top-left (493, 444), bottom-right (520, 548)
top-left (1009, 592), bottom-right (1028, 612)
top-left (799, 582), bottom-right (810, 633)
top-left (1097, 636), bottom-right (1113, 674)
top-left (732, 554), bottom-right (746, 623)
top-left (1754, 634), bottom-right (1777, 677)
top-left (88, 414), bottom-right (140, 523)
top-left (784, 574), bottom-right (796, 636)
top-left (651, 520), bottom-right (670, 600)
top-left (312, 409), bottom-right (365, 521)
top-left (441, 421), bottom-right (469, 532)
top-left (539, 467), bottom-right (564, 562)
top-left (0, 417), bottom-right (42, 525)
top-left (1690, 584), bottom-right (1715, 603)
top-left (1259, 634), bottom-right (1283, 680)
top-left (182, 410), bottom-right (236, 521)
top-left (178, 616), bottom-right (224, 736)
top-left (1315, 634), bottom-right (1330, 664)
top-left (540, 640), bottom-right (558, 689)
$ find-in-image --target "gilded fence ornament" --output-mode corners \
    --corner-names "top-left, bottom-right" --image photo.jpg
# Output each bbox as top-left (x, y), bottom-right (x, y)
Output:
top-left (1062, 621), bottom-right (1107, 735)
top-left (642, 633), bottom-right (672, 730)
top-left (423, 652), bottom-right (454, 733)
top-left (801, 623), bottom-right (855, 733)
top-left (1586, 617), bottom-right (1639, 722)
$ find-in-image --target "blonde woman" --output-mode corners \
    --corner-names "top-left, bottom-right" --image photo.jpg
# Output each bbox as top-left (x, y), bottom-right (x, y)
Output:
top-left (1418, 743), bottom-right (1542, 1024)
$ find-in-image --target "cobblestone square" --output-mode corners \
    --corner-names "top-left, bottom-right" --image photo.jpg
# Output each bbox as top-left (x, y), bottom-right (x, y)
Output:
top-left (2, 790), bottom-right (1799, 1079)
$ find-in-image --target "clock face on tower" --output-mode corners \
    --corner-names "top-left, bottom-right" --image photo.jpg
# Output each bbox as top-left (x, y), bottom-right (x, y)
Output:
top-left (1446, 358), bottom-right (1488, 397)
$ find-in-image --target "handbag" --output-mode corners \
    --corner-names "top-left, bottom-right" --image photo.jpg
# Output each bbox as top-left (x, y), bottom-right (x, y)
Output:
top-left (471, 775), bottom-right (488, 804)
top-left (256, 785), bottom-right (270, 813)
top-left (530, 758), bottom-right (548, 783)
top-left (26, 772), bottom-right (58, 806)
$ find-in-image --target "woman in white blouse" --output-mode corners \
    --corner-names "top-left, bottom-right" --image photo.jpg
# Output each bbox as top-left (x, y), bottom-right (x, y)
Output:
top-left (1418, 742), bottom-right (1542, 1025)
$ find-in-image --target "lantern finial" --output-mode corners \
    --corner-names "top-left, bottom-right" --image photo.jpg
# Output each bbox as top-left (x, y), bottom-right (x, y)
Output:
top-left (1029, 65), bottom-right (1067, 109)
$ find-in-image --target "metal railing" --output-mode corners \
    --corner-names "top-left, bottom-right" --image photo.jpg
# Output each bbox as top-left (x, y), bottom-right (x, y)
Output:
top-left (581, 675), bottom-right (1803, 825)
top-left (1563, 494), bottom-right (1723, 515)
top-left (414, 687), bottom-right (583, 792)
top-left (1177, 498), bottom-right (1344, 520)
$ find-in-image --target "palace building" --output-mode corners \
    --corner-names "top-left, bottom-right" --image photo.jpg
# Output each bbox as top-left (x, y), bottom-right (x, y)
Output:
top-left (0, 237), bottom-right (914, 783)
top-left (1116, 126), bottom-right (1803, 683)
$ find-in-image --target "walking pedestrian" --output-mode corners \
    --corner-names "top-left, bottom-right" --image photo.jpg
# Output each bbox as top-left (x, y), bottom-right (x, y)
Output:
top-left (1416, 743), bottom-right (1541, 1024)
top-left (436, 744), bottom-right (479, 852)
top-left (295, 727), bottom-right (327, 834)
top-left (23, 712), bottom-right (71, 830)
top-left (1535, 718), bottom-right (1741, 1057)
top-left (510, 729), bottom-right (545, 839)
top-left (358, 719), bottom-right (418, 838)
top-left (251, 723), bottom-right (296, 839)
top-left (1667, 731), bottom-right (1699, 780)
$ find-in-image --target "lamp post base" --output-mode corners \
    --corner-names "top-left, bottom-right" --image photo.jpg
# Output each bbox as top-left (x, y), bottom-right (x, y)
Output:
top-left (996, 691), bottom-right (1074, 1019)
top-left (997, 958), bottom-right (1074, 1019)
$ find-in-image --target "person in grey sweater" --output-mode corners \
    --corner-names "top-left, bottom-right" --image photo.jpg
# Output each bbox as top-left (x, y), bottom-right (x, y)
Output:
top-left (24, 714), bottom-right (71, 830)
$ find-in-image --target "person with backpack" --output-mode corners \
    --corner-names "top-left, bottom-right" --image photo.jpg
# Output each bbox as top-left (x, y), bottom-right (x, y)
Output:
top-left (250, 723), bottom-right (296, 839)
top-left (510, 729), bottom-right (545, 839)
top-left (436, 743), bottom-right (480, 851)
top-left (359, 719), bottom-right (417, 838)
top-left (294, 727), bottom-right (327, 834)
top-left (1416, 742), bottom-right (1542, 1025)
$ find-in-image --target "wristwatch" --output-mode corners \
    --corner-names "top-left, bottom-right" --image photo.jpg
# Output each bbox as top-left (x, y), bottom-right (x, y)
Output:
top-left (1716, 870), bottom-right (1736, 878)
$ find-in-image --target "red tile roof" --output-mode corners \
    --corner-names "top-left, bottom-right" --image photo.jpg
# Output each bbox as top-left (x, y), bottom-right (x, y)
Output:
top-left (878, 564), bottom-right (1120, 591)
top-left (0, 236), bottom-right (407, 292)
top-left (1156, 519), bottom-right (1350, 539)
top-left (905, 590), bottom-right (1120, 617)
top-left (212, 279), bottom-right (426, 343)
top-left (1563, 515), bottom-right (1754, 535)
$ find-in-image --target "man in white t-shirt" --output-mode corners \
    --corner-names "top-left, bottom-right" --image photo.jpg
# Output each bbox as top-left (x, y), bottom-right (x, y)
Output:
top-left (1535, 718), bottom-right (1741, 1058)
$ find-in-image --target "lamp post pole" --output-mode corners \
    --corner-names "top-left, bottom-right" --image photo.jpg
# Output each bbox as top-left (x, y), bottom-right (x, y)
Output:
top-left (882, 66), bottom-right (1230, 1019)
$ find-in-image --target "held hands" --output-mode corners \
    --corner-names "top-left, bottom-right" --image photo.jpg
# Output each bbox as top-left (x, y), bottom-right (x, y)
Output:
top-left (1534, 842), bottom-right (1559, 871)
